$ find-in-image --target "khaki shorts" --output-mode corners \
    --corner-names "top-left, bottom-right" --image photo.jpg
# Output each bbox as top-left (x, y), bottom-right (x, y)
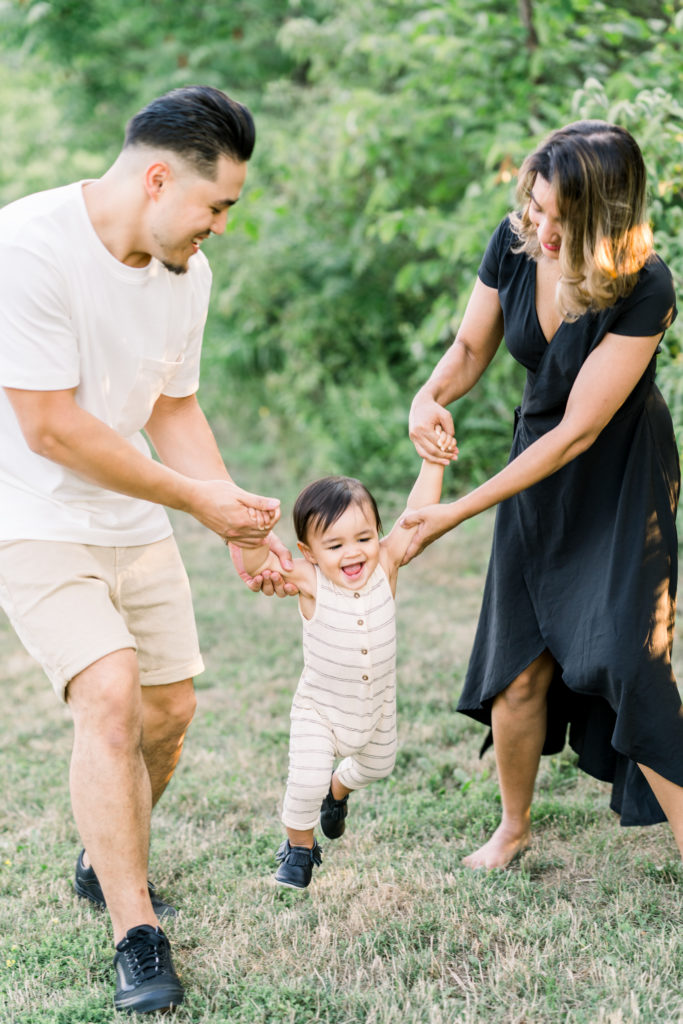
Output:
top-left (0, 536), bottom-right (204, 702)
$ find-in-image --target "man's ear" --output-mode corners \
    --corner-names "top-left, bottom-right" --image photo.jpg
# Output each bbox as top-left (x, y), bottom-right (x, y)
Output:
top-left (144, 161), bottom-right (172, 200)
top-left (297, 541), bottom-right (317, 565)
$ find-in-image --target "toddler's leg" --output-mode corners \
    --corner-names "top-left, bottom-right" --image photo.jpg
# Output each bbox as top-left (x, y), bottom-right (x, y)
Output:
top-left (274, 706), bottom-right (333, 890)
top-left (281, 705), bottom-right (336, 835)
top-left (321, 714), bottom-right (397, 840)
top-left (336, 716), bottom-right (397, 792)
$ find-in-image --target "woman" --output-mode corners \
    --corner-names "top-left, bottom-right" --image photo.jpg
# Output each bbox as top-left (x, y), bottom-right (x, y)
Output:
top-left (403, 120), bottom-right (683, 868)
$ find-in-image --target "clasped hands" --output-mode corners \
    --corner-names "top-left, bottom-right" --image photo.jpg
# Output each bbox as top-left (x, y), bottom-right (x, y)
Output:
top-left (226, 414), bottom-right (459, 595)
top-left (400, 405), bottom-right (460, 563)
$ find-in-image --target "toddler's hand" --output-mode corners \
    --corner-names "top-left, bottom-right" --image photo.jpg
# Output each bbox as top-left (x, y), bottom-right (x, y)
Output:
top-left (434, 424), bottom-right (458, 457)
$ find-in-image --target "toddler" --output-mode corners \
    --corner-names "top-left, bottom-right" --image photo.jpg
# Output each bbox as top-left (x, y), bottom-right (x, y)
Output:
top-left (236, 444), bottom-right (451, 888)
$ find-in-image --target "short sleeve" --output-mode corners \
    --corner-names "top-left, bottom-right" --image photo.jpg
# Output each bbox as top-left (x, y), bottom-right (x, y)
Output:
top-left (478, 217), bottom-right (514, 289)
top-left (0, 244), bottom-right (80, 390)
top-left (610, 255), bottom-right (677, 337)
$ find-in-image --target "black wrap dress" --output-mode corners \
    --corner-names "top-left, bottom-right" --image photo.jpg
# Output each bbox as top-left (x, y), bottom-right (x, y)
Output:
top-left (457, 217), bottom-right (683, 826)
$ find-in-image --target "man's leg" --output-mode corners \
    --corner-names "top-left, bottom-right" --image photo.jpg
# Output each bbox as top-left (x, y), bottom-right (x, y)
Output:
top-left (68, 648), bottom-right (156, 944)
top-left (141, 679), bottom-right (197, 806)
top-left (75, 674), bottom-right (197, 914)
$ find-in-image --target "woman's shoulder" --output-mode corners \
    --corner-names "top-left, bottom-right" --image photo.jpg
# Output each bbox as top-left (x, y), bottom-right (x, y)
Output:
top-left (639, 253), bottom-right (676, 298)
top-left (610, 252), bottom-right (677, 336)
top-left (478, 215), bottom-right (524, 288)
top-left (487, 214), bottom-right (517, 252)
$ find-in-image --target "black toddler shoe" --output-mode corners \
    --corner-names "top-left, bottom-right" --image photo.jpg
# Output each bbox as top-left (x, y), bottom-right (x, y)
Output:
top-left (274, 839), bottom-right (323, 889)
top-left (320, 788), bottom-right (349, 839)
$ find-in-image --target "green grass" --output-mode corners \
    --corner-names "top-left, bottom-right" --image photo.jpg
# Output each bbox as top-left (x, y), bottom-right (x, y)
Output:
top-left (1, 508), bottom-right (682, 1024)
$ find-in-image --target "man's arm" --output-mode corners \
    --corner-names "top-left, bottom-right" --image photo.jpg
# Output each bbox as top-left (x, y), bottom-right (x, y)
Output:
top-left (147, 394), bottom-right (295, 569)
top-left (4, 386), bottom-right (281, 546)
top-left (144, 392), bottom-right (235, 480)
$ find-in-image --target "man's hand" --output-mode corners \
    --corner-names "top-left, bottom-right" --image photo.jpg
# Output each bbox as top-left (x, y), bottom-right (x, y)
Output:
top-left (188, 479), bottom-right (281, 545)
top-left (229, 533), bottom-right (299, 596)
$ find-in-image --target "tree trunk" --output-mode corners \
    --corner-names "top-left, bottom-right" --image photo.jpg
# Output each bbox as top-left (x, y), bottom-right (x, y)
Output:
top-left (519, 0), bottom-right (539, 50)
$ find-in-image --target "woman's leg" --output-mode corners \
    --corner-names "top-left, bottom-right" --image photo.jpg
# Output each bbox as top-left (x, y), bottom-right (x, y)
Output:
top-left (638, 763), bottom-right (683, 861)
top-left (463, 649), bottom-right (556, 870)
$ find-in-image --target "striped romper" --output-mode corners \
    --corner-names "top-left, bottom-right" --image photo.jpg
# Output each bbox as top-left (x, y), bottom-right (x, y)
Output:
top-left (282, 563), bottom-right (398, 831)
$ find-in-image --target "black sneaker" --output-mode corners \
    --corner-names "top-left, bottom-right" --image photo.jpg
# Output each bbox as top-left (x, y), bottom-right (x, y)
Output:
top-left (274, 839), bottom-right (322, 889)
top-left (74, 850), bottom-right (177, 920)
top-left (114, 924), bottom-right (183, 1014)
top-left (320, 788), bottom-right (349, 840)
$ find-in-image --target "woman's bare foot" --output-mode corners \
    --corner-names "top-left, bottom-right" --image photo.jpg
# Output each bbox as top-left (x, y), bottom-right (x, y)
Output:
top-left (462, 822), bottom-right (531, 870)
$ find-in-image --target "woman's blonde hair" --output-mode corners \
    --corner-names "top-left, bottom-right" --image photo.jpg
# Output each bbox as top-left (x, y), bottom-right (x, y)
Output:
top-left (510, 120), bottom-right (653, 320)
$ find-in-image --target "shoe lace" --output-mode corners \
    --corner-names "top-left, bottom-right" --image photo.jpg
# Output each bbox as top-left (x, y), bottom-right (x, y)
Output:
top-left (121, 928), bottom-right (169, 982)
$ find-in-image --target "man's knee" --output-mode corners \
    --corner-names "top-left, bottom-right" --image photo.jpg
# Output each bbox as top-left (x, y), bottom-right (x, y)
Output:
top-left (67, 649), bottom-right (143, 748)
top-left (141, 679), bottom-right (197, 745)
top-left (167, 682), bottom-right (197, 734)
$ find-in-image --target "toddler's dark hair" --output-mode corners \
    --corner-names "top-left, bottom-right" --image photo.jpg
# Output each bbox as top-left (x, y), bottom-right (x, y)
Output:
top-left (293, 476), bottom-right (382, 544)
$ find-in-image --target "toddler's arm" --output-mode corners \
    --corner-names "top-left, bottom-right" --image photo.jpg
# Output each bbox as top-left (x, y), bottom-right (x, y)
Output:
top-left (238, 539), bottom-right (273, 579)
top-left (380, 445), bottom-right (451, 577)
top-left (405, 458), bottom-right (446, 511)
top-left (230, 537), bottom-right (315, 598)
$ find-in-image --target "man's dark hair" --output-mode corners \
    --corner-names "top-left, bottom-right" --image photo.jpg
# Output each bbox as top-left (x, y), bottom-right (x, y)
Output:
top-left (293, 476), bottom-right (382, 544)
top-left (124, 85), bottom-right (255, 178)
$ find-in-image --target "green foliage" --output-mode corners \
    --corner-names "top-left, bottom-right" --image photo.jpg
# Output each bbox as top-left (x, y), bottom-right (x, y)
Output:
top-left (2, 0), bottom-right (683, 491)
top-left (199, 0), bottom-right (683, 491)
top-left (3, 0), bottom-right (315, 155)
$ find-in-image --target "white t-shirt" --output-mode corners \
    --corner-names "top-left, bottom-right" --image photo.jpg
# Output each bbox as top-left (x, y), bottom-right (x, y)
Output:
top-left (0, 181), bottom-right (212, 545)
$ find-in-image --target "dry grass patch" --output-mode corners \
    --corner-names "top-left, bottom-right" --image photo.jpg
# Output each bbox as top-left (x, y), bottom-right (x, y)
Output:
top-left (1, 509), bottom-right (682, 1023)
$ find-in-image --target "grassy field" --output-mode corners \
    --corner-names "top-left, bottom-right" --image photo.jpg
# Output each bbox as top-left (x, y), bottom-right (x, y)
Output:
top-left (0, 504), bottom-right (681, 1024)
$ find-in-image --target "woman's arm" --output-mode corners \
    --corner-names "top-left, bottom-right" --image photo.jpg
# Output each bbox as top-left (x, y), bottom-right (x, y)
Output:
top-left (409, 278), bottom-right (504, 464)
top-left (401, 328), bottom-right (663, 560)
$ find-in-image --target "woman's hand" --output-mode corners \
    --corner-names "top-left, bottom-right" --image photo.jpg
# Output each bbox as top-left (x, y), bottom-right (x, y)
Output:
top-left (409, 390), bottom-right (457, 464)
top-left (399, 502), bottom-right (462, 563)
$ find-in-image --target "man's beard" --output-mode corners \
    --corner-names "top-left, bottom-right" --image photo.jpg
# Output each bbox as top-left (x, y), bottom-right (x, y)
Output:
top-left (162, 259), bottom-right (188, 276)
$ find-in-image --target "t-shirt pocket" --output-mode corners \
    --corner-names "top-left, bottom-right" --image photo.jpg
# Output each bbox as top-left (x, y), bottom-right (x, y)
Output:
top-left (115, 354), bottom-right (184, 437)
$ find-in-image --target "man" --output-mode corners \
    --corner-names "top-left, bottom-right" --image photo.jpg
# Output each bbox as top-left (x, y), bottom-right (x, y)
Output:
top-left (0, 85), bottom-right (290, 1014)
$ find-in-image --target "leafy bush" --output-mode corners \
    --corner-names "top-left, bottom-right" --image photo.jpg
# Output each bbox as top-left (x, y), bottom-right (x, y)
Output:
top-left (4, 0), bottom-right (682, 494)
top-left (202, 0), bottom-right (683, 491)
